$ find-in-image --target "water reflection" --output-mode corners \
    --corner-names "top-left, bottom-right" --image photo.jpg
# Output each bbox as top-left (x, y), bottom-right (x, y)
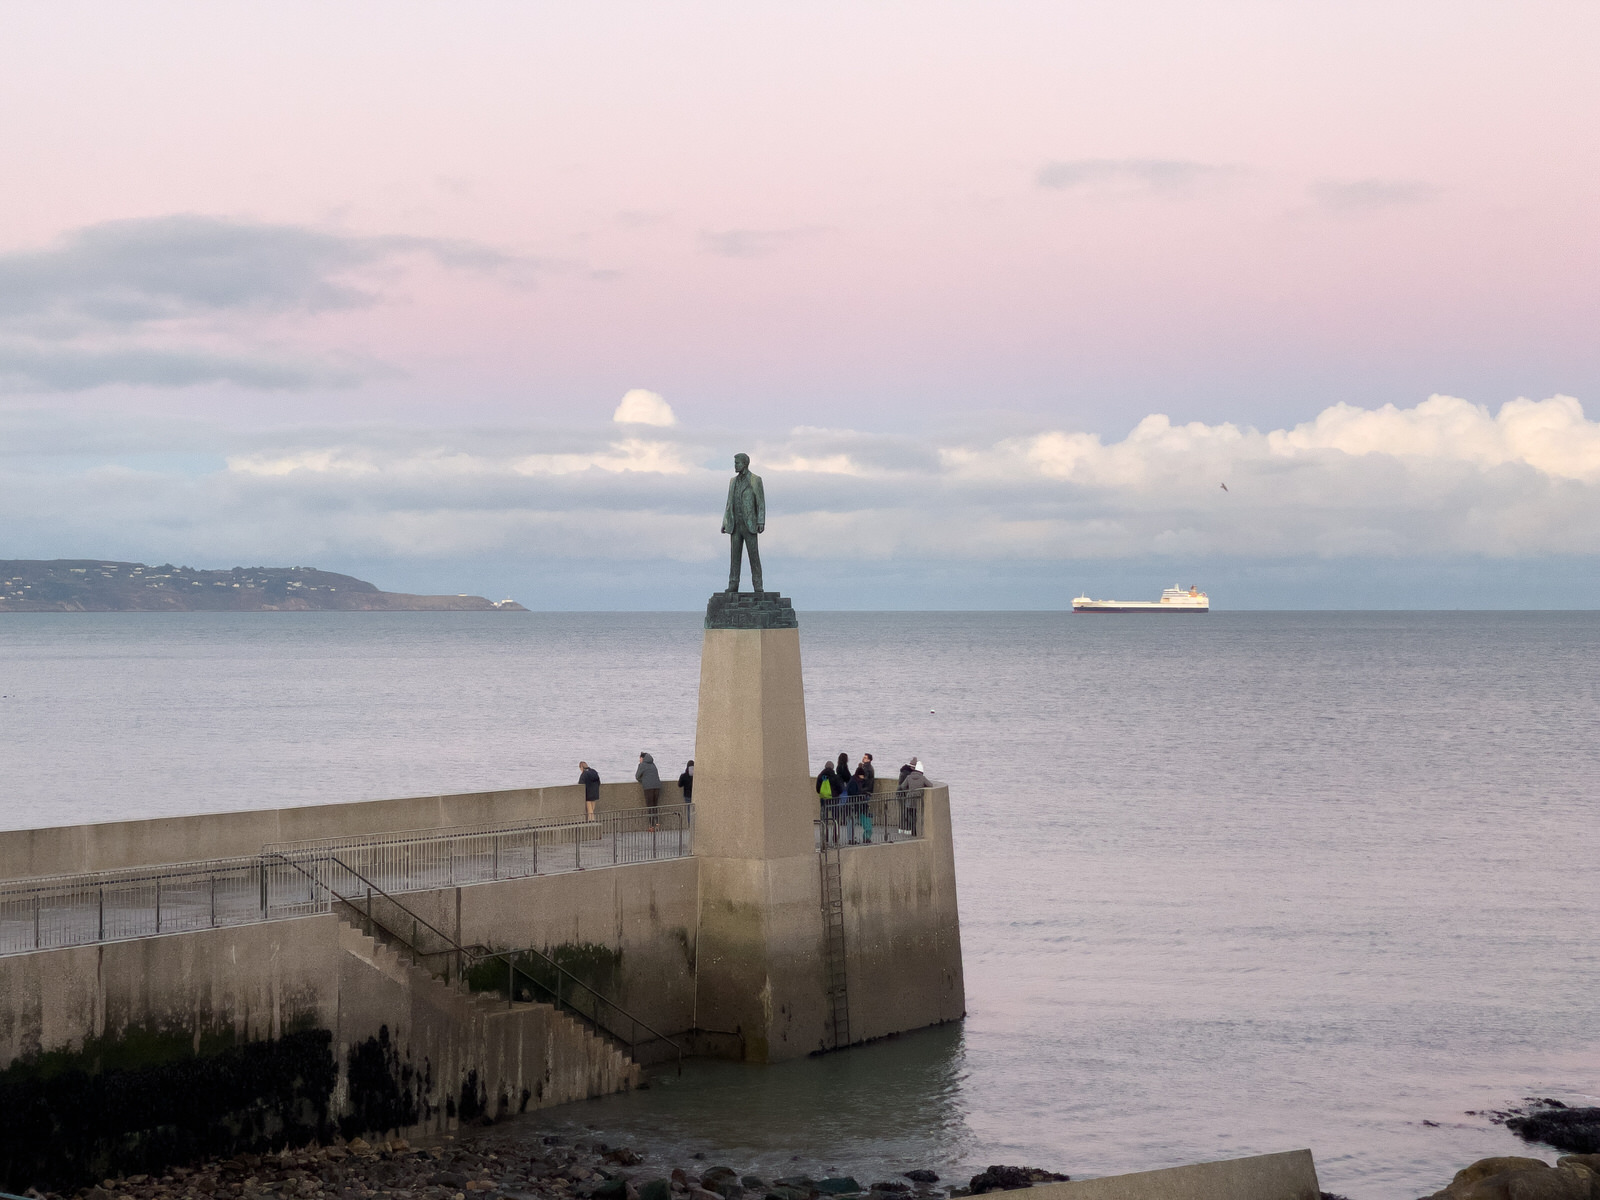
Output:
top-left (496, 1025), bottom-right (976, 1182)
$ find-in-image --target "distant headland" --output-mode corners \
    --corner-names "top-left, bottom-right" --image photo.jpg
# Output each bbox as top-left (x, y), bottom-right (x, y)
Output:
top-left (0, 560), bottom-right (526, 612)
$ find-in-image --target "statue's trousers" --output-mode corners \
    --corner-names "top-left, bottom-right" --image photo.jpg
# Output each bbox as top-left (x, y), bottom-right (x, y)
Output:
top-left (728, 531), bottom-right (762, 591)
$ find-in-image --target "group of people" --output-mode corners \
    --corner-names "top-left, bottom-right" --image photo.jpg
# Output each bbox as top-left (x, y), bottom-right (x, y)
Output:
top-left (574, 748), bottom-right (929, 847)
top-left (576, 754), bottom-right (694, 827)
top-left (814, 752), bottom-right (930, 844)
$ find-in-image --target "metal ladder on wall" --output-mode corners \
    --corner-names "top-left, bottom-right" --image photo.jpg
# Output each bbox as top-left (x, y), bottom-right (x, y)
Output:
top-left (818, 840), bottom-right (851, 1049)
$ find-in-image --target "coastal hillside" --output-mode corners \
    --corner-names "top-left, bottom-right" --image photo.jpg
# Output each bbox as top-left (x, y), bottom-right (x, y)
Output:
top-left (0, 560), bottom-right (527, 612)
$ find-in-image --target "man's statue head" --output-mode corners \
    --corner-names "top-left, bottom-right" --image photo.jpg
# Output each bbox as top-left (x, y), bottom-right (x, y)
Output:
top-left (733, 452), bottom-right (750, 474)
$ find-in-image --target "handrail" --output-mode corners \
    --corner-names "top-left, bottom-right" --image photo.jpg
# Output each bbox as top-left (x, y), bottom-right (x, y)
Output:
top-left (263, 851), bottom-right (684, 1073)
top-left (263, 851), bottom-right (468, 974)
top-left (472, 944), bottom-right (684, 1075)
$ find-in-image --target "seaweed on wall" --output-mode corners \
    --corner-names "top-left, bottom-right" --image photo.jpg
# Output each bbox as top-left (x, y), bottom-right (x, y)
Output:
top-left (0, 1028), bottom-right (339, 1192)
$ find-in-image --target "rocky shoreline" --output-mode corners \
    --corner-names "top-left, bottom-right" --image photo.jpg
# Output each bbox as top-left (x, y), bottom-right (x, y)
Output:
top-left (19, 1100), bottom-right (1598, 1200)
top-left (42, 1132), bottom-right (1069, 1200)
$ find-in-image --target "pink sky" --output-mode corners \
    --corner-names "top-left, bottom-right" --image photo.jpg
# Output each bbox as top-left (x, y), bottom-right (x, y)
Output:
top-left (2, 1), bottom-right (1596, 434)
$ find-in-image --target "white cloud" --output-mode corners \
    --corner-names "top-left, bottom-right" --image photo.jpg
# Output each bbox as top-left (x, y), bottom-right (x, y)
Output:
top-left (514, 438), bottom-right (694, 476)
top-left (612, 388), bottom-right (676, 427)
top-left (1267, 394), bottom-right (1600, 480)
top-left (228, 437), bottom-right (697, 479)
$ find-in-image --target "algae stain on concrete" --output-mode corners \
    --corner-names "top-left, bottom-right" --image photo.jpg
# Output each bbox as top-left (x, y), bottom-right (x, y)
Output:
top-left (464, 941), bottom-right (623, 1004)
top-left (0, 1025), bottom-right (338, 1193)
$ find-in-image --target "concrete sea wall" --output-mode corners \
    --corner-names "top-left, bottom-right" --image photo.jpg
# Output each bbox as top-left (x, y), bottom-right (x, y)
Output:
top-left (0, 781), bottom-right (681, 879)
top-left (837, 785), bottom-right (965, 1041)
top-left (0, 910), bottom-right (637, 1188)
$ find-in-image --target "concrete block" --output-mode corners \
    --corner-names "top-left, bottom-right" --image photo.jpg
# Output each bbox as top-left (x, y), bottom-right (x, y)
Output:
top-left (1024, 1150), bottom-right (1320, 1200)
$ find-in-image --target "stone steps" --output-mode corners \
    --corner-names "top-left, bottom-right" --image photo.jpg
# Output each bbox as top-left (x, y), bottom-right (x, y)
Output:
top-left (334, 914), bottom-right (640, 1135)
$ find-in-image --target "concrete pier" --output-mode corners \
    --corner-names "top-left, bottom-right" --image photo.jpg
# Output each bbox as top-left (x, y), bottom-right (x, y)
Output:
top-left (0, 591), bottom-right (965, 1184)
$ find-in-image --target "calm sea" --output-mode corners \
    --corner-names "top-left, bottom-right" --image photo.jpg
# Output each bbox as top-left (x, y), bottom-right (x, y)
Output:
top-left (2, 611), bottom-right (1597, 1199)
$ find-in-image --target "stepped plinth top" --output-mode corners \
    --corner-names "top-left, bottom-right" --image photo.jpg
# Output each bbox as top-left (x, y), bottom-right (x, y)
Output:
top-left (704, 590), bottom-right (799, 630)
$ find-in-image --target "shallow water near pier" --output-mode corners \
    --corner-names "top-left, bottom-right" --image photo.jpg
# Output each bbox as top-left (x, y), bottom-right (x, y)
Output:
top-left (2, 610), bottom-right (1598, 1198)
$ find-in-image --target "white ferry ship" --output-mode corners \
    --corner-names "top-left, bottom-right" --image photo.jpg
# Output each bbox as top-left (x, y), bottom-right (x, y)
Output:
top-left (1072, 585), bottom-right (1209, 614)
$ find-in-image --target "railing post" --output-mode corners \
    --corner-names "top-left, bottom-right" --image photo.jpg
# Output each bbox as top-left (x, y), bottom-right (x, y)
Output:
top-left (98, 884), bottom-right (105, 941)
top-left (210, 874), bottom-right (218, 927)
top-left (33, 894), bottom-right (40, 949)
top-left (612, 822), bottom-right (618, 864)
top-left (493, 835), bottom-right (500, 881)
top-left (154, 878), bottom-right (162, 934)
top-left (366, 887), bottom-right (373, 937)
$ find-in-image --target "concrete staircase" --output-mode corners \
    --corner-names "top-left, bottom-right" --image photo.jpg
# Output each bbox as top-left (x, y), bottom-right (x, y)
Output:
top-left (335, 916), bottom-right (640, 1134)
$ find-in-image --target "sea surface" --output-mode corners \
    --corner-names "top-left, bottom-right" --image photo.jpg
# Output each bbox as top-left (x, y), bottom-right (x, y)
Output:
top-left (2, 611), bottom-right (1597, 1199)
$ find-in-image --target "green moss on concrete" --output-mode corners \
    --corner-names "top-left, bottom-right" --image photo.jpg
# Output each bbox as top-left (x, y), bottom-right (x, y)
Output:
top-left (465, 942), bottom-right (630, 1045)
top-left (465, 941), bottom-right (623, 1000)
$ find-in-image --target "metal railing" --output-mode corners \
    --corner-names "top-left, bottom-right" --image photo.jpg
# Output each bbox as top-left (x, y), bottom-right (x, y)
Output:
top-left (814, 791), bottom-right (924, 847)
top-left (0, 803), bottom-right (693, 958)
top-left (269, 851), bottom-right (683, 1073)
top-left (0, 854), bottom-right (321, 955)
top-left (266, 803), bottom-right (694, 899)
top-left (481, 945), bottom-right (684, 1073)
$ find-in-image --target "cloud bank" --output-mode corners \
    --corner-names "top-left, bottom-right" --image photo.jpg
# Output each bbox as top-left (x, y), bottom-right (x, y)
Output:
top-left (5, 394), bottom-right (1599, 601)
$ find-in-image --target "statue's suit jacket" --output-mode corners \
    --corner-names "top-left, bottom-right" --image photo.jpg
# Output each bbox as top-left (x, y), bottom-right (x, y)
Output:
top-left (722, 471), bottom-right (765, 535)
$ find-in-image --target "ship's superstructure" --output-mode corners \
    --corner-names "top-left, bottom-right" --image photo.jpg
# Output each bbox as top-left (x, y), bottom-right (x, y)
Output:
top-left (1072, 585), bottom-right (1209, 613)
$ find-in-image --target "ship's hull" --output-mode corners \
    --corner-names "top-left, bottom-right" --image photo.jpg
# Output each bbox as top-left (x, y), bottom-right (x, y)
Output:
top-left (1072, 601), bottom-right (1209, 613)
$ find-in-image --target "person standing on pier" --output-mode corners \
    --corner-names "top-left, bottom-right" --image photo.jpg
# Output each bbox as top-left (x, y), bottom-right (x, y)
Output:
top-left (578, 761), bottom-right (600, 821)
top-left (637, 751), bottom-right (662, 830)
top-left (678, 759), bottom-right (694, 803)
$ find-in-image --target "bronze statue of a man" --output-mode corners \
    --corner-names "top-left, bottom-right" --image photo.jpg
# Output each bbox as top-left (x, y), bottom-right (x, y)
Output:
top-left (722, 452), bottom-right (765, 592)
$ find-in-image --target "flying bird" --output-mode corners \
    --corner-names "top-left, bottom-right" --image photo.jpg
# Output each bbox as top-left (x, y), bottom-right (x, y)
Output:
top-left (1219, 482), bottom-right (1229, 492)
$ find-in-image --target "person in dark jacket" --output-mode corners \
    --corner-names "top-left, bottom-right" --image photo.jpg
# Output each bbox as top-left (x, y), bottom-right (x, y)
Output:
top-left (678, 759), bottom-right (694, 803)
top-left (637, 752), bottom-right (662, 828)
top-left (577, 761), bottom-right (601, 821)
top-left (815, 761), bottom-right (838, 800)
top-left (816, 761), bottom-right (840, 844)
top-left (859, 752), bottom-right (876, 795)
top-left (850, 764), bottom-right (873, 844)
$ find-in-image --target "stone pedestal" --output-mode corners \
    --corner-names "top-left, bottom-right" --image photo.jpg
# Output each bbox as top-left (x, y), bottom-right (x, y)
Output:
top-left (692, 591), bottom-right (829, 1061)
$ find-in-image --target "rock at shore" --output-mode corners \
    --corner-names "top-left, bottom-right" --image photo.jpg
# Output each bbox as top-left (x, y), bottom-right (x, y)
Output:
top-left (1506, 1107), bottom-right (1600, 1155)
top-left (966, 1166), bottom-right (1070, 1194)
top-left (1418, 1154), bottom-right (1599, 1199)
